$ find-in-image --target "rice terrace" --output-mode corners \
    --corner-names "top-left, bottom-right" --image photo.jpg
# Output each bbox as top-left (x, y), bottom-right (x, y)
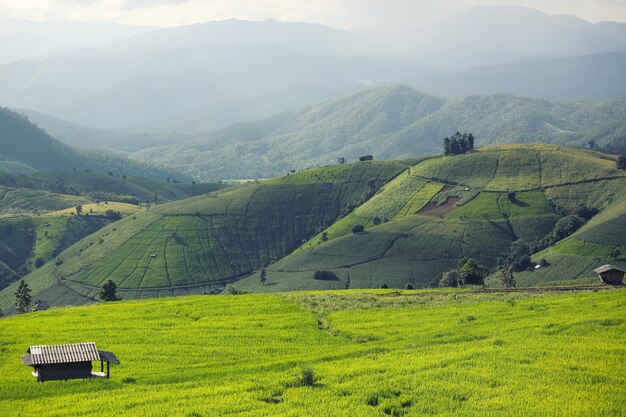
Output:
top-left (1, 2), bottom-right (626, 416)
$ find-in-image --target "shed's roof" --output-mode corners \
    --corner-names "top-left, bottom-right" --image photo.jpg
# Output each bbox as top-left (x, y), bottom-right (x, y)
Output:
top-left (22, 342), bottom-right (100, 366)
top-left (593, 265), bottom-right (625, 274)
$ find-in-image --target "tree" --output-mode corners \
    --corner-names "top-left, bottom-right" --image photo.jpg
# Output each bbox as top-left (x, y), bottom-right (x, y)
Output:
top-left (467, 133), bottom-right (475, 150)
top-left (443, 137), bottom-right (451, 156)
top-left (587, 140), bottom-right (597, 150)
top-left (352, 224), bottom-right (365, 234)
top-left (153, 193), bottom-right (159, 205)
top-left (338, 157), bottom-right (346, 164)
top-left (457, 257), bottom-right (489, 286)
top-left (450, 137), bottom-right (460, 155)
top-left (507, 192), bottom-right (516, 202)
top-left (14, 280), bottom-right (31, 313)
top-left (439, 269), bottom-right (460, 287)
top-left (260, 268), bottom-right (267, 286)
top-left (104, 209), bottom-right (122, 220)
top-left (75, 205), bottom-right (83, 216)
top-left (499, 264), bottom-right (516, 288)
top-left (372, 217), bottom-right (382, 226)
top-left (359, 155), bottom-right (373, 162)
top-left (617, 156), bottom-right (626, 170)
top-left (320, 232), bottom-right (329, 242)
top-left (99, 280), bottom-right (120, 301)
top-left (404, 283), bottom-right (414, 290)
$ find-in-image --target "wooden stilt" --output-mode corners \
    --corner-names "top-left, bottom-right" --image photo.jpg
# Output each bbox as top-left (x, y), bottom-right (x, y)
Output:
top-left (106, 361), bottom-right (110, 379)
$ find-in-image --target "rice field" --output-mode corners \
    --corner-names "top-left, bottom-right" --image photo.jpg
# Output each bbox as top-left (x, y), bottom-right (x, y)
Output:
top-left (0, 289), bottom-right (624, 416)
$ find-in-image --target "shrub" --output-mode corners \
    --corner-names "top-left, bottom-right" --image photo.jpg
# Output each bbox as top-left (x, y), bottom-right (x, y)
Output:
top-left (224, 285), bottom-right (248, 295)
top-left (404, 283), bottom-right (414, 290)
top-left (352, 224), bottom-right (365, 234)
top-left (380, 283), bottom-right (389, 289)
top-left (539, 259), bottom-right (549, 267)
top-left (439, 269), bottom-right (460, 287)
top-left (34, 258), bottom-right (45, 268)
top-left (297, 366), bottom-right (316, 387)
top-left (313, 270), bottom-right (339, 281)
top-left (372, 217), bottom-right (382, 225)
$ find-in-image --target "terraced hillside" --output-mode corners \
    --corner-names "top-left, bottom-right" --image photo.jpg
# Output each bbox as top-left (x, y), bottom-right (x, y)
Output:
top-left (499, 191), bottom-right (626, 287)
top-left (238, 145), bottom-right (626, 291)
top-left (1, 145), bottom-right (624, 310)
top-left (0, 214), bottom-right (112, 290)
top-left (1, 289), bottom-right (624, 416)
top-left (0, 161), bottom-right (411, 311)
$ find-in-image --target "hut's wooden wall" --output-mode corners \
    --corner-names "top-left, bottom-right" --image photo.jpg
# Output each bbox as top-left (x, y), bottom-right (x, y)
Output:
top-left (38, 362), bottom-right (92, 381)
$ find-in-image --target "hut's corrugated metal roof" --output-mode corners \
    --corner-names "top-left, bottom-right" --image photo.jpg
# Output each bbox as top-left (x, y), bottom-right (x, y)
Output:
top-left (593, 265), bottom-right (625, 274)
top-left (27, 342), bottom-right (100, 365)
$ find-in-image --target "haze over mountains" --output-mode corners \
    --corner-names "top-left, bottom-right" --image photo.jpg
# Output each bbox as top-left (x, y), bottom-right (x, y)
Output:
top-left (1, 5), bottom-right (625, 136)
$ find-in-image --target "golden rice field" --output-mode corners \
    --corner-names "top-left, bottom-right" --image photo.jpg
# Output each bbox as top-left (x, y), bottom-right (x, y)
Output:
top-left (0, 288), bottom-right (624, 416)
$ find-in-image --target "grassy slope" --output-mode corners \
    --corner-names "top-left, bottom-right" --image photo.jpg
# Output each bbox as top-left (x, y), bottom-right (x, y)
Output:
top-left (0, 214), bottom-right (111, 290)
top-left (497, 189), bottom-right (626, 287)
top-left (0, 289), bottom-right (624, 416)
top-left (0, 161), bottom-right (410, 310)
top-left (239, 145), bottom-right (626, 292)
top-left (0, 185), bottom-right (89, 213)
top-left (32, 171), bottom-right (224, 203)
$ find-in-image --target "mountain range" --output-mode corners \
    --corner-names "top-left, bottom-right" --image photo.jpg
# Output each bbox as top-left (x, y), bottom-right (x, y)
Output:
top-left (129, 85), bottom-right (626, 179)
top-left (1, 6), bottom-right (625, 135)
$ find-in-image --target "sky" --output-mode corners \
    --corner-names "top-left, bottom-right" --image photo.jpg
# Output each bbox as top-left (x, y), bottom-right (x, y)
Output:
top-left (0, 0), bottom-right (625, 29)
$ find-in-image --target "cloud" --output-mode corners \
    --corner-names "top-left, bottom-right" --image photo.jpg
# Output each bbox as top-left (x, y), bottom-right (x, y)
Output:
top-left (0, 0), bottom-right (624, 28)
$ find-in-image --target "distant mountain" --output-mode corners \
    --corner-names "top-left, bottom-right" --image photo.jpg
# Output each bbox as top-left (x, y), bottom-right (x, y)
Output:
top-left (408, 6), bottom-right (626, 69)
top-left (110, 19), bottom-right (371, 57)
top-left (0, 107), bottom-right (185, 180)
top-left (0, 19), bottom-right (152, 65)
top-left (15, 108), bottom-right (182, 153)
top-left (130, 85), bottom-right (626, 179)
top-left (0, 44), bottom-right (420, 133)
top-left (408, 52), bottom-right (626, 100)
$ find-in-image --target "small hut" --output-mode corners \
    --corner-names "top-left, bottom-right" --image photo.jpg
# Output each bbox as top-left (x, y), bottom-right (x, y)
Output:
top-left (21, 342), bottom-right (120, 382)
top-left (593, 265), bottom-right (625, 285)
top-left (31, 300), bottom-right (49, 311)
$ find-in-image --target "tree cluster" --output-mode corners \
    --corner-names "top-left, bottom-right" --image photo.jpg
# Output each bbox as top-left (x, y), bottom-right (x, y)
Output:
top-left (438, 257), bottom-right (489, 287)
top-left (99, 279), bottom-right (120, 301)
top-left (443, 132), bottom-right (475, 156)
top-left (359, 155), bottom-right (373, 162)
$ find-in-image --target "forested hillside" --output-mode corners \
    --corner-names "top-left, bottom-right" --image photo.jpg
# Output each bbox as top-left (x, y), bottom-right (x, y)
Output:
top-left (0, 107), bottom-right (185, 180)
top-left (132, 85), bottom-right (626, 179)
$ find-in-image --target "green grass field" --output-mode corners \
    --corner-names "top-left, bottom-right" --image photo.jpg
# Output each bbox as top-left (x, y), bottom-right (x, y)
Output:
top-left (0, 289), bottom-right (624, 416)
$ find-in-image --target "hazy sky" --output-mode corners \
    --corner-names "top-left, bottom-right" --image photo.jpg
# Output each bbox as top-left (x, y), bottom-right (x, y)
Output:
top-left (1, 0), bottom-right (625, 28)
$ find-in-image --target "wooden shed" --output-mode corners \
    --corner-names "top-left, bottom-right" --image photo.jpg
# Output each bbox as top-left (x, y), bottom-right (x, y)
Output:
top-left (21, 342), bottom-right (120, 382)
top-left (593, 265), bottom-right (625, 285)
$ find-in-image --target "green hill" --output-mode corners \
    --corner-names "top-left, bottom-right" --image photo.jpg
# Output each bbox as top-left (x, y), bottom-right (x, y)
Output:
top-left (0, 214), bottom-right (111, 290)
top-left (0, 107), bottom-right (184, 180)
top-left (237, 145), bottom-right (626, 292)
top-left (1, 145), bottom-right (624, 311)
top-left (132, 85), bottom-right (626, 179)
top-left (0, 289), bottom-right (624, 416)
top-left (0, 185), bottom-right (89, 213)
top-left (31, 171), bottom-right (226, 204)
top-left (0, 160), bottom-right (411, 311)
